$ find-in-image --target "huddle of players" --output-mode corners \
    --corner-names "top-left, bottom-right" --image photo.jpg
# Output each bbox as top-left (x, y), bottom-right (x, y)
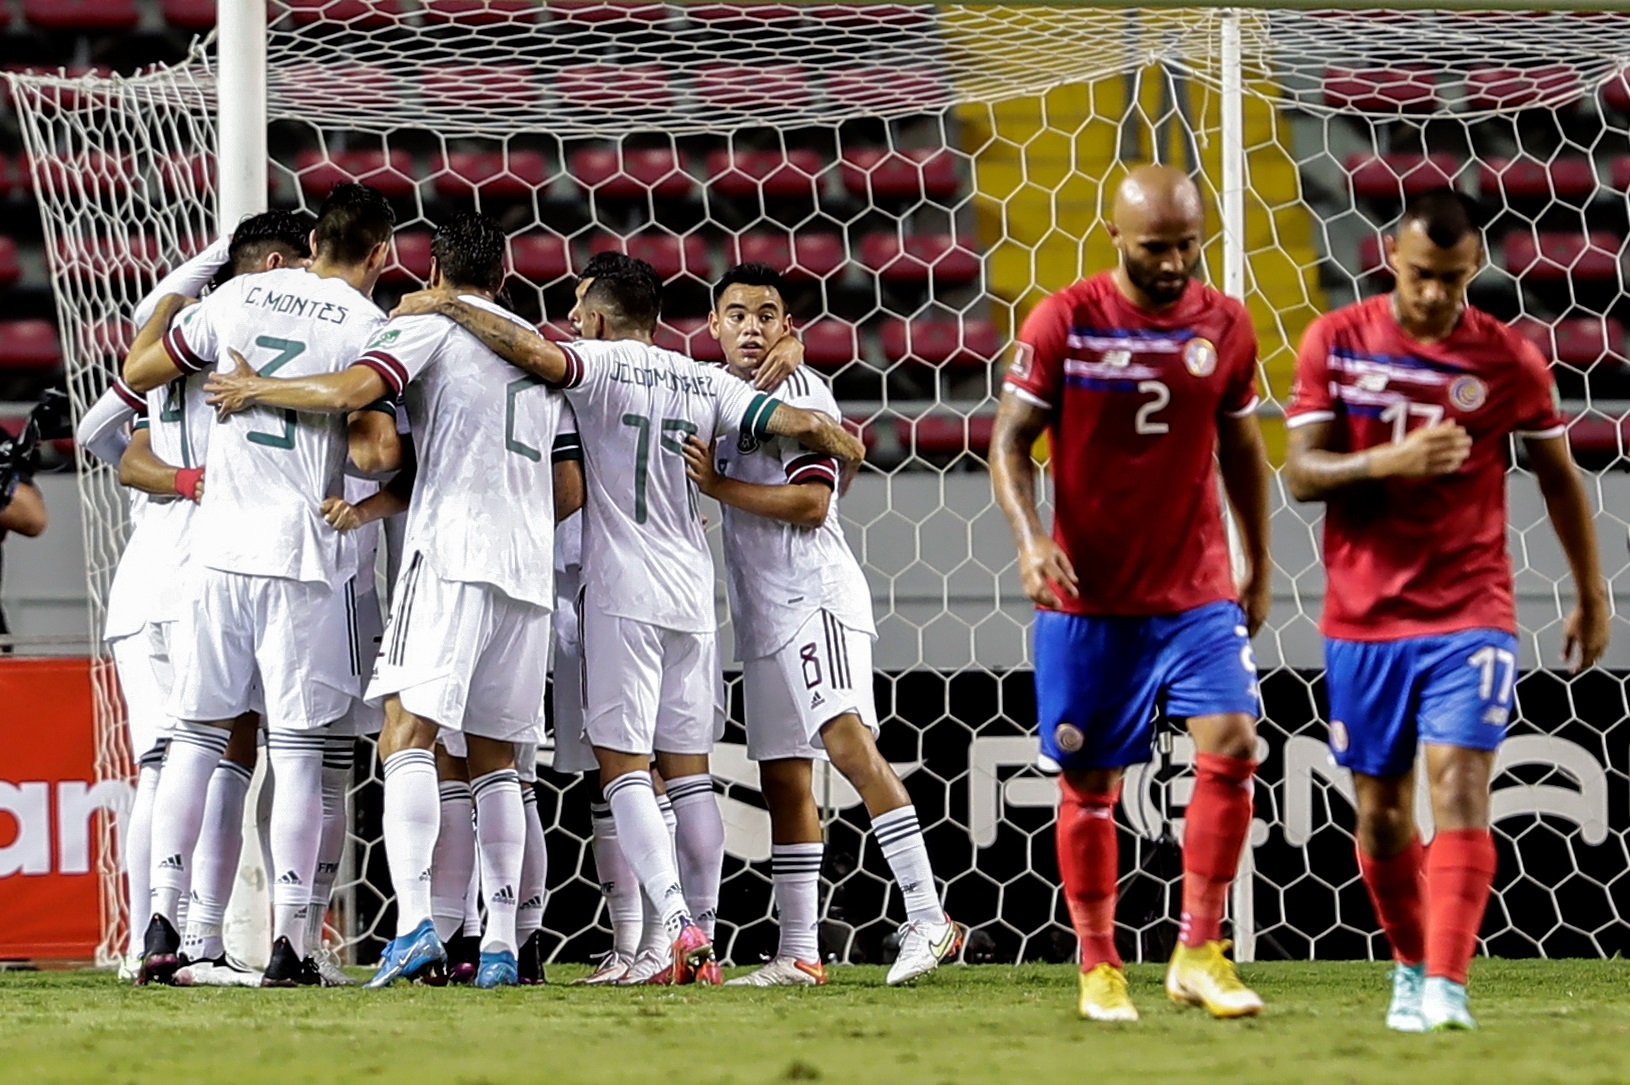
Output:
top-left (88, 181), bottom-right (961, 989)
top-left (992, 166), bottom-right (1609, 1032)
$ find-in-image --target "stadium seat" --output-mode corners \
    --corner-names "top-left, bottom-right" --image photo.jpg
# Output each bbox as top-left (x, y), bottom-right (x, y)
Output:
top-left (432, 149), bottom-right (551, 200)
top-left (730, 232), bottom-right (845, 280)
top-left (858, 233), bottom-right (982, 287)
top-left (555, 64), bottom-right (676, 115)
top-left (805, 3), bottom-right (932, 29)
top-left (22, 0), bottom-right (139, 31)
top-left (654, 317), bottom-right (725, 363)
top-left (704, 148), bottom-right (823, 200)
top-left (275, 63), bottom-right (396, 114)
top-left (54, 235), bottom-right (161, 278)
top-left (1479, 156), bottom-right (1597, 203)
top-left (695, 65), bottom-right (817, 115)
top-left (293, 148), bottom-right (417, 200)
top-left (421, 64), bottom-right (543, 113)
top-left (1602, 67), bottom-right (1630, 116)
top-left (382, 230), bottom-right (433, 285)
top-left (1322, 67), bottom-right (1440, 113)
top-left (826, 67), bottom-right (948, 115)
top-left (879, 317), bottom-right (998, 368)
top-left (899, 414), bottom-right (995, 458)
top-left (0, 320), bottom-right (62, 370)
top-left (24, 153), bottom-right (137, 198)
top-left (83, 318), bottom-right (136, 359)
top-left (839, 148), bottom-right (960, 202)
top-left (421, 0), bottom-right (538, 24)
top-left (685, 4), bottom-right (803, 28)
top-left (568, 146), bottom-right (692, 200)
top-left (800, 319), bottom-right (859, 371)
top-left (1345, 153), bottom-right (1459, 201)
top-left (1609, 156), bottom-right (1630, 194)
top-left (275, 0), bottom-right (406, 29)
top-left (1464, 65), bottom-right (1582, 111)
top-left (1512, 315), bottom-right (1627, 368)
top-left (591, 232), bottom-right (710, 282)
top-left (547, 1), bottom-right (668, 24)
top-left (161, 0), bottom-right (215, 30)
top-left (0, 237), bottom-right (19, 289)
top-left (1503, 231), bottom-right (1622, 284)
top-left (508, 232), bottom-right (572, 284)
top-left (1356, 233), bottom-right (1392, 284)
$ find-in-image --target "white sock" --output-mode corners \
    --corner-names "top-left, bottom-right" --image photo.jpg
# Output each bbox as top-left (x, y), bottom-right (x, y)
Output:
top-left (183, 758), bottom-right (252, 961)
top-left (462, 859), bottom-right (483, 937)
top-left (590, 801), bottom-right (642, 959)
top-left (148, 724), bottom-right (229, 925)
top-left (430, 779), bottom-right (474, 941)
top-left (306, 736), bottom-right (352, 953)
top-left (382, 748), bottom-right (440, 939)
top-left (517, 787), bottom-right (546, 944)
top-left (666, 774), bottom-right (724, 940)
top-left (268, 733), bottom-right (326, 959)
top-left (471, 768), bottom-right (525, 956)
top-left (124, 757), bottom-right (162, 956)
top-left (605, 771), bottom-right (691, 937)
top-left (873, 805), bottom-right (942, 924)
top-left (772, 842), bottom-right (824, 962)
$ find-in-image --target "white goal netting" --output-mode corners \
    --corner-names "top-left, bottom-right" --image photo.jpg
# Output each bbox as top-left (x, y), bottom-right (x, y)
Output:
top-left (12, 2), bottom-right (1630, 969)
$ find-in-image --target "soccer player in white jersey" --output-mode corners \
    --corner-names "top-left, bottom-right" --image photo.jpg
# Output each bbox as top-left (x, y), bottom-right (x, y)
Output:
top-left (206, 212), bottom-right (584, 989)
top-left (122, 183), bottom-right (397, 986)
top-left (681, 264), bottom-right (959, 986)
top-left (393, 260), bottom-right (865, 985)
top-left (76, 211), bottom-right (316, 983)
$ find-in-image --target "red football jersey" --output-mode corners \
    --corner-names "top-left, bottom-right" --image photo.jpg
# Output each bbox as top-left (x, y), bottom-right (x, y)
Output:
top-left (1005, 272), bottom-right (1259, 616)
top-left (1285, 294), bottom-right (1565, 641)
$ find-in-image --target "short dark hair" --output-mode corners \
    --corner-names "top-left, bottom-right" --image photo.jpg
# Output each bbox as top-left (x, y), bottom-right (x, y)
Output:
top-left (228, 209), bottom-right (314, 274)
top-left (581, 261), bottom-right (661, 334)
top-left (712, 261), bottom-right (787, 307)
top-left (313, 182), bottom-right (396, 265)
top-left (431, 212), bottom-right (506, 293)
top-left (1398, 188), bottom-right (1482, 250)
top-left (578, 249), bottom-right (639, 285)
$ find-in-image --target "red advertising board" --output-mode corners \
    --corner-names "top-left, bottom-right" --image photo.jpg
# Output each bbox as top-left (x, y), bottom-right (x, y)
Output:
top-left (0, 657), bottom-right (119, 960)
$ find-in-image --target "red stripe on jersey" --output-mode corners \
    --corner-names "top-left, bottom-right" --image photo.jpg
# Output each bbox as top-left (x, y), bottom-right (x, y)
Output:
top-left (557, 343), bottom-right (585, 389)
top-left (786, 453), bottom-right (839, 487)
top-left (163, 325), bottom-right (207, 373)
top-left (112, 378), bottom-right (144, 411)
top-left (353, 353), bottom-right (407, 396)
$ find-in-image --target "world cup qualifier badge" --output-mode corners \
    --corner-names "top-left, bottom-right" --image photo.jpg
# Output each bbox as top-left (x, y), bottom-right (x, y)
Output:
top-left (1449, 374), bottom-right (1488, 412)
top-left (1183, 336), bottom-right (1218, 377)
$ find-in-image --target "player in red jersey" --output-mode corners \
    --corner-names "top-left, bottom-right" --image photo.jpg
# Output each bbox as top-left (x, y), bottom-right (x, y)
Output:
top-left (1284, 189), bottom-right (1608, 1032)
top-left (992, 164), bottom-right (1272, 1022)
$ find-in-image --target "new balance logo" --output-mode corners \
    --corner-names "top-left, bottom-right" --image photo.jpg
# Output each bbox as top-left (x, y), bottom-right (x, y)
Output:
top-left (157, 853), bottom-right (184, 871)
top-left (490, 885), bottom-right (515, 905)
top-left (276, 870), bottom-right (303, 886)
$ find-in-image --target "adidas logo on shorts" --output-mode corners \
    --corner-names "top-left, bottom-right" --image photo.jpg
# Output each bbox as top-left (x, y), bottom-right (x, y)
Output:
top-left (158, 853), bottom-right (184, 870)
top-left (276, 870), bottom-right (303, 886)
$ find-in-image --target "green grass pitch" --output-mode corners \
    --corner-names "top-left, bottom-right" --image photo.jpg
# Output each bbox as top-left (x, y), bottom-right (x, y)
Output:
top-left (3, 960), bottom-right (1628, 1084)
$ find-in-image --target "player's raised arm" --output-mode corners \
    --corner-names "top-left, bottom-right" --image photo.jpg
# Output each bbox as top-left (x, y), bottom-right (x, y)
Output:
top-left (123, 293), bottom-right (194, 393)
top-left (392, 289), bottom-right (574, 386)
top-left (74, 380), bottom-right (143, 469)
top-left (205, 346), bottom-right (389, 416)
top-left (760, 402), bottom-right (865, 464)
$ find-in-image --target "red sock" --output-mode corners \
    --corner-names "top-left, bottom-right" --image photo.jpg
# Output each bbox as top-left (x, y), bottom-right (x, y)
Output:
top-left (1056, 778), bottom-right (1121, 971)
top-left (1179, 753), bottom-right (1256, 948)
top-left (1356, 836), bottom-right (1425, 966)
top-left (1425, 828), bottom-right (1497, 985)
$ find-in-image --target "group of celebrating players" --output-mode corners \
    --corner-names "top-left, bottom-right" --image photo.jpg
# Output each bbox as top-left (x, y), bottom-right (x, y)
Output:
top-left (80, 158), bottom-right (1609, 1031)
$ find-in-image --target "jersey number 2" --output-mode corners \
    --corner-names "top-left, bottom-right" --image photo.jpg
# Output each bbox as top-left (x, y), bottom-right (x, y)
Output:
top-left (621, 412), bottom-right (698, 524)
top-left (1134, 380), bottom-right (1170, 435)
top-left (245, 335), bottom-right (305, 450)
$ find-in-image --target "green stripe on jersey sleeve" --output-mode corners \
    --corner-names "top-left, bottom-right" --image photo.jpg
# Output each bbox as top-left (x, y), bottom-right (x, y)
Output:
top-left (745, 393), bottom-right (783, 440)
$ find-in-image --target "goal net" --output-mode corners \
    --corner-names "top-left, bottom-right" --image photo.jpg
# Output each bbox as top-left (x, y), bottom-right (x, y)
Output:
top-left (13, 2), bottom-right (1630, 969)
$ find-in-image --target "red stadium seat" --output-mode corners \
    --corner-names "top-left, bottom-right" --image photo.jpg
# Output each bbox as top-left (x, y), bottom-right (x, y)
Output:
top-left (0, 237), bottom-right (18, 289)
top-left (0, 320), bottom-right (62, 370)
top-left (83, 318), bottom-right (136, 359)
top-left (1504, 231), bottom-right (1622, 283)
top-left (508, 232), bottom-right (572, 284)
top-left (705, 148), bottom-right (823, 200)
top-left (686, 3), bottom-right (803, 27)
top-left (1603, 67), bottom-right (1630, 116)
top-left (805, 4), bottom-right (932, 29)
top-left (24, 153), bottom-right (137, 198)
top-left (591, 232), bottom-right (710, 282)
top-left (1512, 315), bottom-right (1627, 368)
top-left (1322, 67), bottom-right (1440, 114)
top-left (730, 232), bottom-right (845, 280)
top-left (1610, 156), bottom-right (1630, 194)
top-left (899, 414), bottom-right (995, 458)
top-left (839, 148), bottom-right (960, 201)
top-left (381, 230), bottom-right (432, 285)
top-left (161, 0), bottom-right (215, 30)
top-left (421, 64), bottom-right (543, 113)
top-left (293, 148), bottom-right (417, 200)
top-left (827, 68), bottom-right (948, 115)
top-left (1356, 233), bottom-right (1392, 284)
top-left (547, 1), bottom-right (667, 24)
top-left (569, 146), bottom-right (691, 200)
top-left (433, 150), bottom-right (551, 200)
top-left (879, 317), bottom-right (998, 367)
top-left (1479, 156), bottom-right (1597, 203)
top-left (22, 0), bottom-right (139, 30)
top-left (654, 318), bottom-right (725, 363)
top-left (694, 65), bottom-right (817, 115)
top-left (1345, 153), bottom-right (1459, 201)
top-left (859, 233), bottom-right (982, 287)
top-left (556, 64), bottom-right (676, 114)
top-left (800, 319), bottom-right (859, 371)
top-left (275, 0), bottom-right (405, 29)
top-left (1465, 65), bottom-right (1582, 111)
top-left (54, 235), bottom-right (161, 278)
top-left (421, 0), bottom-right (538, 24)
top-left (276, 64), bottom-right (397, 114)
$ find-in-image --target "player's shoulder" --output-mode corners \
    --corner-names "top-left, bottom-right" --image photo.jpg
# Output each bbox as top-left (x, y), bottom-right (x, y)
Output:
top-left (1459, 304), bottom-right (1537, 366)
top-left (1044, 272), bottom-right (1114, 314)
top-left (775, 367), bottom-right (836, 412)
top-left (1308, 294), bottom-right (1389, 341)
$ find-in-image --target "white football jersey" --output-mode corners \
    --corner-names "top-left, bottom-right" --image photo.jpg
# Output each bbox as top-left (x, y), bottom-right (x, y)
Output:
top-left (714, 368), bottom-right (875, 660)
top-left (137, 352), bottom-right (217, 622)
top-left (356, 296), bottom-right (576, 609)
top-left (558, 338), bottom-right (783, 633)
top-left (163, 267), bottom-right (384, 587)
top-left (101, 385), bottom-right (155, 641)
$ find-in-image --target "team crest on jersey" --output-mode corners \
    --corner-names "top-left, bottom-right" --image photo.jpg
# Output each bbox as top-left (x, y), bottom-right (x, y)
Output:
top-left (1009, 341), bottom-right (1034, 381)
top-left (1054, 722), bottom-right (1084, 753)
top-left (1450, 375), bottom-right (1488, 411)
top-left (1329, 720), bottom-right (1349, 754)
top-left (736, 428), bottom-right (760, 455)
top-left (1183, 336), bottom-right (1218, 377)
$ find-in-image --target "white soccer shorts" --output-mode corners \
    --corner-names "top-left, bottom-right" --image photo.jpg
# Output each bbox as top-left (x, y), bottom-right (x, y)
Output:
top-left (743, 610), bottom-right (879, 763)
top-left (332, 583), bottom-right (385, 738)
top-left (368, 553), bottom-right (551, 744)
top-left (109, 627), bottom-right (168, 763)
top-left (168, 568), bottom-right (357, 732)
top-left (581, 606), bottom-right (724, 757)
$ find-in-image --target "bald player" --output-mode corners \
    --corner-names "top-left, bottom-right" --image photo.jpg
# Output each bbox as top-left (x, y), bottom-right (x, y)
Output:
top-left (992, 165), bottom-right (1272, 1022)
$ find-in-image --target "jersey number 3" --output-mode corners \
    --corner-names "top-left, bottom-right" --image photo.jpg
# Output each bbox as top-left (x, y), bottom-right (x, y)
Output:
top-left (245, 336), bottom-right (305, 450)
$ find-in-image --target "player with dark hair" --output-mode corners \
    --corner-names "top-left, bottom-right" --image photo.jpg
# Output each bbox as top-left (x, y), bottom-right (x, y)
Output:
top-left (1284, 187), bottom-right (1607, 1032)
top-left (992, 164), bottom-right (1272, 1022)
top-left (683, 262), bottom-right (958, 986)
